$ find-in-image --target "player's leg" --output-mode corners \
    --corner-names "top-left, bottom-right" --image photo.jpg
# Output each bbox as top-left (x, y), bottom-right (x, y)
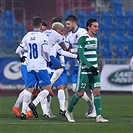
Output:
top-left (50, 55), bottom-right (63, 85)
top-left (91, 74), bottom-right (108, 122)
top-left (57, 85), bottom-right (66, 116)
top-left (29, 70), bottom-right (51, 118)
top-left (72, 66), bottom-right (93, 113)
top-left (12, 89), bottom-right (26, 117)
top-left (21, 88), bottom-right (33, 119)
top-left (65, 72), bottom-right (88, 122)
top-left (85, 90), bottom-right (96, 117)
top-left (60, 66), bottom-right (68, 111)
top-left (40, 97), bottom-right (50, 118)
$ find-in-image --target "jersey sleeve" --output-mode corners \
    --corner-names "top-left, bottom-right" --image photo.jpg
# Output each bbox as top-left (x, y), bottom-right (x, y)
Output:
top-left (15, 35), bottom-right (27, 57)
top-left (78, 36), bottom-right (92, 68)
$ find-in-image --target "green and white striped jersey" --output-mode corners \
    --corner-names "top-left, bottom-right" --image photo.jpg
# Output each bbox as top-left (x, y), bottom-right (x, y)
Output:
top-left (78, 34), bottom-right (98, 74)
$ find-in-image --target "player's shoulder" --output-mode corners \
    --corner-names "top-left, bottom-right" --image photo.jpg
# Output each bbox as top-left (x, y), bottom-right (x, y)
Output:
top-left (78, 34), bottom-right (88, 42)
top-left (77, 27), bottom-right (87, 34)
top-left (78, 27), bottom-right (87, 32)
top-left (52, 29), bottom-right (61, 36)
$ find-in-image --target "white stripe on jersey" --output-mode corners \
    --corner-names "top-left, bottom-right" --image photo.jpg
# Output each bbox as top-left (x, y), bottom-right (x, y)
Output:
top-left (84, 51), bottom-right (96, 55)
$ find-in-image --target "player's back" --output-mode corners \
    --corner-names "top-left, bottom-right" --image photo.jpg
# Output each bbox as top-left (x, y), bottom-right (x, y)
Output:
top-left (44, 29), bottom-right (64, 47)
top-left (24, 31), bottom-right (49, 71)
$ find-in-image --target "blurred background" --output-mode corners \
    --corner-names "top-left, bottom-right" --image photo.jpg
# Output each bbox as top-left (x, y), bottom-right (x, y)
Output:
top-left (0, 0), bottom-right (133, 93)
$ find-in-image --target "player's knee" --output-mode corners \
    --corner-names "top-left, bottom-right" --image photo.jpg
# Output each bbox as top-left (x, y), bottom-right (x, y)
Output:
top-left (72, 84), bottom-right (77, 92)
top-left (92, 88), bottom-right (100, 96)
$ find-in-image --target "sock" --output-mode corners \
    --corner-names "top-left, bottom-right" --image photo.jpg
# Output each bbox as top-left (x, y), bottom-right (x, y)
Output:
top-left (68, 93), bottom-right (80, 112)
top-left (22, 90), bottom-right (32, 114)
top-left (40, 98), bottom-right (48, 115)
top-left (72, 83), bottom-right (77, 92)
top-left (64, 88), bottom-right (69, 110)
top-left (33, 90), bottom-right (49, 106)
top-left (91, 91), bottom-right (96, 113)
top-left (50, 68), bottom-right (63, 85)
top-left (81, 92), bottom-right (92, 103)
top-left (47, 95), bottom-right (52, 114)
top-left (14, 89), bottom-right (26, 108)
top-left (57, 89), bottom-right (65, 111)
top-left (94, 96), bottom-right (102, 116)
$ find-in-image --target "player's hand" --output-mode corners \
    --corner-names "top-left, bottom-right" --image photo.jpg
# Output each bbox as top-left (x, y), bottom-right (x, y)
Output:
top-left (90, 66), bottom-right (99, 76)
top-left (76, 55), bottom-right (79, 61)
top-left (49, 61), bottom-right (53, 67)
top-left (20, 56), bottom-right (27, 63)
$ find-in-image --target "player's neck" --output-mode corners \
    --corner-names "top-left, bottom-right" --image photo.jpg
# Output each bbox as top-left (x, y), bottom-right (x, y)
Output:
top-left (72, 25), bottom-right (78, 33)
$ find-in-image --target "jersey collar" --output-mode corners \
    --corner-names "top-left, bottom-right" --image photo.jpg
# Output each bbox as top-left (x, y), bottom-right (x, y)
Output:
top-left (32, 30), bottom-right (40, 32)
top-left (73, 27), bottom-right (79, 33)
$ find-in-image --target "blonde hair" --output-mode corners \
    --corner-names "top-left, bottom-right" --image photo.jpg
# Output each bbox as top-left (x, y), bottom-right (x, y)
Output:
top-left (52, 22), bottom-right (64, 29)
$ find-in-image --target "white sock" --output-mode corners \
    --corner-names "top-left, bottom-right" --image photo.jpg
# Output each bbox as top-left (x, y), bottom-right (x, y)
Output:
top-left (22, 90), bottom-right (32, 114)
top-left (90, 91), bottom-right (96, 113)
top-left (72, 83), bottom-right (77, 92)
top-left (64, 88), bottom-right (69, 111)
top-left (14, 89), bottom-right (26, 108)
top-left (33, 90), bottom-right (49, 106)
top-left (40, 98), bottom-right (48, 115)
top-left (50, 68), bottom-right (63, 85)
top-left (47, 95), bottom-right (52, 114)
top-left (81, 92), bottom-right (92, 103)
top-left (57, 89), bottom-right (65, 111)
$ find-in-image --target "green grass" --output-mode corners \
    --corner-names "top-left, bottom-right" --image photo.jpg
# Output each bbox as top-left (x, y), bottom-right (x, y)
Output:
top-left (0, 94), bottom-right (133, 133)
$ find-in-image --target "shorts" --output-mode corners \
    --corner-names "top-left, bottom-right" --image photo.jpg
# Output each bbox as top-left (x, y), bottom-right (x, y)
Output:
top-left (50, 55), bottom-right (61, 69)
top-left (72, 66), bottom-right (79, 84)
top-left (60, 66), bottom-right (68, 85)
top-left (77, 73), bottom-right (101, 91)
top-left (21, 64), bottom-right (27, 85)
top-left (26, 69), bottom-right (51, 88)
top-left (49, 66), bottom-right (67, 87)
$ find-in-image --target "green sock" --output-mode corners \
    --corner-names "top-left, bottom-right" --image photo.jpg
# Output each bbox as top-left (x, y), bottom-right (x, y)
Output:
top-left (94, 96), bottom-right (102, 116)
top-left (68, 93), bottom-right (80, 112)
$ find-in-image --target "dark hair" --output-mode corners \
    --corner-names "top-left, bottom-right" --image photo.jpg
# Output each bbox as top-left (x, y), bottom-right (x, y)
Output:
top-left (86, 18), bottom-right (97, 29)
top-left (52, 16), bottom-right (63, 24)
top-left (65, 15), bottom-right (78, 23)
top-left (42, 21), bottom-right (47, 26)
top-left (32, 16), bottom-right (42, 28)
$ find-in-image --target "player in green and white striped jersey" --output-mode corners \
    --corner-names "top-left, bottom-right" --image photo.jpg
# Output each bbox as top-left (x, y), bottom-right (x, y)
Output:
top-left (65, 18), bottom-right (108, 123)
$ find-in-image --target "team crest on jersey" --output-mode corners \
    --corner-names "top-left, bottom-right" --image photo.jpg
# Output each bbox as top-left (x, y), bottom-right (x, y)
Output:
top-left (94, 82), bottom-right (100, 87)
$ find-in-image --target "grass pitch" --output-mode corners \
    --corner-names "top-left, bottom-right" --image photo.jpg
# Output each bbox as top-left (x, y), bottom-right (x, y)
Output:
top-left (0, 94), bottom-right (133, 133)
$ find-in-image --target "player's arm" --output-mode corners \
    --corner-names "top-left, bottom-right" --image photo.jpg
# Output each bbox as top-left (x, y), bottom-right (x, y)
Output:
top-left (57, 45), bottom-right (78, 59)
top-left (16, 43), bottom-right (27, 63)
top-left (59, 42), bottom-right (67, 51)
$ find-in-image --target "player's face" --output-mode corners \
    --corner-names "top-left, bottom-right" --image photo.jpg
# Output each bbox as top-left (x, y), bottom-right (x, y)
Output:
top-left (40, 25), bottom-right (47, 32)
top-left (57, 27), bottom-right (64, 35)
top-left (88, 22), bottom-right (99, 35)
top-left (65, 20), bottom-right (74, 32)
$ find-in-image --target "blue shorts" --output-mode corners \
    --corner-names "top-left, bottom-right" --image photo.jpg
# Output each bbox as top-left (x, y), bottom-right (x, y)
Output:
top-left (49, 72), bottom-right (63, 87)
top-left (49, 66), bottom-right (67, 87)
top-left (72, 66), bottom-right (79, 84)
top-left (60, 66), bottom-right (68, 85)
top-left (26, 70), bottom-right (51, 88)
top-left (50, 55), bottom-right (61, 69)
top-left (21, 64), bottom-right (27, 85)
